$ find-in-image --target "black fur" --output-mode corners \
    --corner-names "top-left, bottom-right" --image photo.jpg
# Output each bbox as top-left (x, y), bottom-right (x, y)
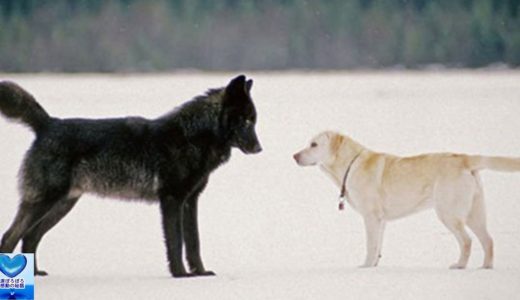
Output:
top-left (0, 75), bottom-right (262, 277)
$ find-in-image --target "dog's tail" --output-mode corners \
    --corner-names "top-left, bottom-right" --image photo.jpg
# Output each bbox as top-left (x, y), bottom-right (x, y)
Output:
top-left (467, 155), bottom-right (520, 172)
top-left (0, 81), bottom-right (51, 134)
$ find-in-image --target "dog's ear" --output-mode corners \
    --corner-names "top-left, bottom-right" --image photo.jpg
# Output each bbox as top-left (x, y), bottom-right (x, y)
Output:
top-left (330, 133), bottom-right (344, 154)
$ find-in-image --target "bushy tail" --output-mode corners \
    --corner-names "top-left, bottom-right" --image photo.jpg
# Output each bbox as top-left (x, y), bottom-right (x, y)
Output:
top-left (0, 81), bottom-right (51, 134)
top-left (467, 155), bottom-right (520, 172)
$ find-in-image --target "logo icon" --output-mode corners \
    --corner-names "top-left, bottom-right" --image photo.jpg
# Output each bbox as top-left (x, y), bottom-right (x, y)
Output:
top-left (0, 255), bottom-right (27, 278)
top-left (0, 254), bottom-right (34, 300)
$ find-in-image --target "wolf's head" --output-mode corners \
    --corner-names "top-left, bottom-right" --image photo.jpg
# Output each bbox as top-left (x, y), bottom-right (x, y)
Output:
top-left (221, 75), bottom-right (262, 154)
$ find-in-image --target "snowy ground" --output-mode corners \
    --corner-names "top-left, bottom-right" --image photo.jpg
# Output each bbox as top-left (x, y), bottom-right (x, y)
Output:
top-left (1, 71), bottom-right (519, 299)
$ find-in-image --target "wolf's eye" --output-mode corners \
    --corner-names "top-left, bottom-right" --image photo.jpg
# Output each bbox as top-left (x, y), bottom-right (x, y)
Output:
top-left (310, 142), bottom-right (318, 148)
top-left (245, 119), bottom-right (253, 127)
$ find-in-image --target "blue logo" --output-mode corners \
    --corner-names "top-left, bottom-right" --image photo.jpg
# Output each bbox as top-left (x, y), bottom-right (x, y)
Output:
top-left (0, 255), bottom-right (27, 278)
top-left (0, 254), bottom-right (34, 300)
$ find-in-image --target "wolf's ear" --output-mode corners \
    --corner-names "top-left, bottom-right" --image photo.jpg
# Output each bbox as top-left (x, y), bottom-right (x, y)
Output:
top-left (245, 79), bottom-right (253, 93)
top-left (225, 75), bottom-right (247, 97)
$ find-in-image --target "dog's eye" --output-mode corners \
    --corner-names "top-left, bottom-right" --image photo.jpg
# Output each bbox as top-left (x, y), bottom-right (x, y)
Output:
top-left (245, 119), bottom-right (253, 127)
top-left (310, 142), bottom-right (318, 148)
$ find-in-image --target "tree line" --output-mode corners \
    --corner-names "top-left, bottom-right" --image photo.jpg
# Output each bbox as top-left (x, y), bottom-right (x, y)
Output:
top-left (0, 0), bottom-right (518, 72)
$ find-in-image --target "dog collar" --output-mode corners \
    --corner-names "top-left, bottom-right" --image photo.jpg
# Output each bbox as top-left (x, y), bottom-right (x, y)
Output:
top-left (338, 151), bottom-right (363, 211)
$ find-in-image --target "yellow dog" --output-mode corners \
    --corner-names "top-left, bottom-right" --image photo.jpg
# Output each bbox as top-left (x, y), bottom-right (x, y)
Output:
top-left (294, 131), bottom-right (520, 269)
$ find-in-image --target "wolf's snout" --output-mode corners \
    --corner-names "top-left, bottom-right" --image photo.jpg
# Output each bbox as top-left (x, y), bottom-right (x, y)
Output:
top-left (241, 141), bottom-right (262, 154)
top-left (251, 143), bottom-right (262, 154)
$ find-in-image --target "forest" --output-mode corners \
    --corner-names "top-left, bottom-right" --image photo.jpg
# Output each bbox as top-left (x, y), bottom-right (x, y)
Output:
top-left (0, 0), bottom-right (519, 72)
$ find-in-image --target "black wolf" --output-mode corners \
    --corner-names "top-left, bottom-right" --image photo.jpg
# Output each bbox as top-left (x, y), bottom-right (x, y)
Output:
top-left (0, 75), bottom-right (262, 277)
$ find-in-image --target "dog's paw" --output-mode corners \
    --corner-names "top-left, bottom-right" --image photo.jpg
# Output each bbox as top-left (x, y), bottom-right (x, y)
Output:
top-left (449, 263), bottom-right (467, 270)
top-left (358, 263), bottom-right (376, 268)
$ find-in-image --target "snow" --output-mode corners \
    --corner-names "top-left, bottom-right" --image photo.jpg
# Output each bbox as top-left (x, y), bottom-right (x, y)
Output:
top-left (1, 71), bottom-right (520, 299)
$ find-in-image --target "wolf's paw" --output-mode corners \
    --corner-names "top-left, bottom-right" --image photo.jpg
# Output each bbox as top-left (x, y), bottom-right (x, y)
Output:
top-left (192, 270), bottom-right (216, 277)
top-left (35, 270), bottom-right (48, 276)
top-left (172, 272), bottom-right (195, 278)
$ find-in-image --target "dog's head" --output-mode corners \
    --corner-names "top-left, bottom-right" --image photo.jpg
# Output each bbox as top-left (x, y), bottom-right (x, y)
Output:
top-left (293, 131), bottom-right (337, 166)
top-left (294, 131), bottom-right (356, 167)
top-left (221, 75), bottom-right (262, 154)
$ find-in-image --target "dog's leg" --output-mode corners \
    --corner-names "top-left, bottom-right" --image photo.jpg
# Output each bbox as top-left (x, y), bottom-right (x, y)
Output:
top-left (22, 197), bottom-right (80, 276)
top-left (360, 215), bottom-right (385, 268)
top-left (160, 194), bottom-right (190, 278)
top-left (467, 219), bottom-right (493, 269)
top-left (0, 201), bottom-right (54, 253)
top-left (183, 178), bottom-right (214, 277)
top-left (375, 221), bottom-right (386, 266)
top-left (439, 216), bottom-right (472, 269)
top-left (466, 185), bottom-right (493, 269)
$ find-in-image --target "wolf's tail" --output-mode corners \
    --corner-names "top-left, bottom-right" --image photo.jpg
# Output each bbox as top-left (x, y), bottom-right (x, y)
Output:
top-left (0, 81), bottom-right (51, 134)
top-left (467, 155), bottom-right (520, 172)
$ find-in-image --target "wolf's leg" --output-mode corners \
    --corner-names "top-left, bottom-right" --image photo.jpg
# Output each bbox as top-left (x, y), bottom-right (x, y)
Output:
top-left (183, 177), bottom-right (214, 276)
top-left (2, 152), bottom-right (72, 253)
top-left (160, 193), bottom-right (190, 278)
top-left (22, 197), bottom-right (80, 276)
top-left (360, 214), bottom-right (385, 268)
top-left (0, 201), bottom-right (54, 253)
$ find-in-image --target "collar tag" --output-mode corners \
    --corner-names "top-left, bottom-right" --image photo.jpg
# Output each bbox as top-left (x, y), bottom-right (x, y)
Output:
top-left (338, 196), bottom-right (346, 211)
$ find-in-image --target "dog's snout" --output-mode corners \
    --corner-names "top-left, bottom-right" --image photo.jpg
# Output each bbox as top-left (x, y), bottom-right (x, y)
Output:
top-left (293, 153), bottom-right (300, 163)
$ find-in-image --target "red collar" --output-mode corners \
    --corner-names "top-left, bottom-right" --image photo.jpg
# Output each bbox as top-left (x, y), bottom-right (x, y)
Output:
top-left (338, 151), bottom-right (362, 210)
